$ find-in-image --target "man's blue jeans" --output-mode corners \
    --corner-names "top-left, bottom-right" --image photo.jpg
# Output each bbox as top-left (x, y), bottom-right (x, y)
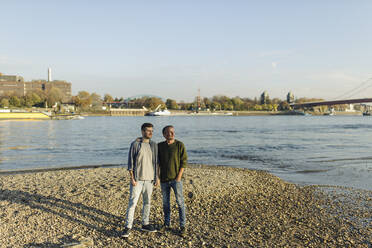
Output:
top-left (161, 180), bottom-right (186, 227)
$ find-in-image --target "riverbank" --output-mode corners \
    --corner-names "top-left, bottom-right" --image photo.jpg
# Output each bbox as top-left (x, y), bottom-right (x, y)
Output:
top-left (84, 110), bottom-right (286, 116)
top-left (83, 110), bottom-right (365, 117)
top-left (1, 108), bottom-right (363, 118)
top-left (0, 164), bottom-right (370, 247)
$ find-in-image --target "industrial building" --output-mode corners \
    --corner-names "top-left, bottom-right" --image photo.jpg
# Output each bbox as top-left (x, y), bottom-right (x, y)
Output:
top-left (0, 69), bottom-right (71, 102)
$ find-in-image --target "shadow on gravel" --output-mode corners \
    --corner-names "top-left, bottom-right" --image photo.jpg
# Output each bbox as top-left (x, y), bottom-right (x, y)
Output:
top-left (24, 235), bottom-right (85, 248)
top-left (0, 189), bottom-right (123, 240)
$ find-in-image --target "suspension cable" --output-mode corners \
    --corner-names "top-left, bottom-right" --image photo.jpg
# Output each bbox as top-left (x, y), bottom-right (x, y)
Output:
top-left (333, 78), bottom-right (372, 100)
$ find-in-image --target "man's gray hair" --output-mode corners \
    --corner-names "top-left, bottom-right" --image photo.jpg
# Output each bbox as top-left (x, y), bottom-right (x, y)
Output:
top-left (162, 125), bottom-right (174, 134)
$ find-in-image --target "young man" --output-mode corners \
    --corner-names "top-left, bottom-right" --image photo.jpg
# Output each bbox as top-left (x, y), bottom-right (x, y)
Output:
top-left (122, 123), bottom-right (159, 238)
top-left (158, 125), bottom-right (188, 237)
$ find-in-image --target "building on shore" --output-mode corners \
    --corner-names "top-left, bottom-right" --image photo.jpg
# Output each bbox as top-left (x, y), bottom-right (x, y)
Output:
top-left (287, 91), bottom-right (294, 103)
top-left (260, 91), bottom-right (269, 104)
top-left (0, 74), bottom-right (25, 96)
top-left (0, 72), bottom-right (72, 102)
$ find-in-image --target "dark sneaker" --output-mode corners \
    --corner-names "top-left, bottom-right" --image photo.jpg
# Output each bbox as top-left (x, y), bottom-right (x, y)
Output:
top-left (122, 227), bottom-right (131, 238)
top-left (180, 226), bottom-right (187, 237)
top-left (141, 224), bottom-right (157, 232)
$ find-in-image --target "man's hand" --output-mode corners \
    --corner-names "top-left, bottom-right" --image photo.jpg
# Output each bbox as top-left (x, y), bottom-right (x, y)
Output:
top-left (154, 178), bottom-right (160, 186)
top-left (175, 168), bottom-right (184, 182)
top-left (131, 178), bottom-right (137, 186)
top-left (129, 170), bottom-right (137, 186)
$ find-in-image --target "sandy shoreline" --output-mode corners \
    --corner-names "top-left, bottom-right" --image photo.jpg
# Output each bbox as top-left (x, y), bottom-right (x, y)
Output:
top-left (0, 164), bottom-right (371, 247)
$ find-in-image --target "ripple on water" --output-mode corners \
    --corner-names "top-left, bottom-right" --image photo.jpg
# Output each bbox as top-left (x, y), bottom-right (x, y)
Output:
top-left (0, 115), bottom-right (371, 190)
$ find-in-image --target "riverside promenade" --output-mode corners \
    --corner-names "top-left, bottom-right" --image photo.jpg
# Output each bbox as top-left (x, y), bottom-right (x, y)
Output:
top-left (0, 164), bottom-right (370, 247)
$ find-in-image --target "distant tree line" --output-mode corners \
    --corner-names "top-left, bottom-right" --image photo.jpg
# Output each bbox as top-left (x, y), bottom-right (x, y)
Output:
top-left (1, 89), bottom-right (326, 112)
top-left (0, 89), bottom-right (104, 110)
top-left (109, 95), bottom-right (326, 111)
top-left (0, 88), bottom-right (65, 108)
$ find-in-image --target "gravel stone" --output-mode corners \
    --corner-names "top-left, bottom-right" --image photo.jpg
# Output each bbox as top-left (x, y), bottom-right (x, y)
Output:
top-left (0, 164), bottom-right (370, 247)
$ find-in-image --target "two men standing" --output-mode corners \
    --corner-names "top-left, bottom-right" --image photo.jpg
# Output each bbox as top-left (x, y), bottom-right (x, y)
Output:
top-left (123, 123), bottom-right (187, 238)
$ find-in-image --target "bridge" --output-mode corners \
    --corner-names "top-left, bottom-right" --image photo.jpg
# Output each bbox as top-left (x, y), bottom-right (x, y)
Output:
top-left (290, 98), bottom-right (372, 109)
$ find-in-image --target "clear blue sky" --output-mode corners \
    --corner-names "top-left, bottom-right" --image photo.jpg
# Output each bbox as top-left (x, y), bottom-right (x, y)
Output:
top-left (1, 1), bottom-right (371, 101)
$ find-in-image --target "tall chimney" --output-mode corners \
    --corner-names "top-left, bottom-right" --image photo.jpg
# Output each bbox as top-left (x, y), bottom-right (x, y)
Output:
top-left (48, 68), bottom-right (52, 82)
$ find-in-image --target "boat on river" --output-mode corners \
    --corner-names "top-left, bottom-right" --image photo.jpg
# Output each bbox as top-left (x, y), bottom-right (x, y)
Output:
top-left (145, 109), bottom-right (171, 116)
top-left (144, 105), bottom-right (171, 116)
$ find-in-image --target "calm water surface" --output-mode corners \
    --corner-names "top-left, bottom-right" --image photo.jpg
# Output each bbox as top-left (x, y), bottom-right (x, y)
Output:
top-left (1, 116), bottom-right (371, 190)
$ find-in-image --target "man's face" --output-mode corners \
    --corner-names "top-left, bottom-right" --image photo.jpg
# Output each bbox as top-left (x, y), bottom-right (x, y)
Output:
top-left (142, 127), bottom-right (153, 139)
top-left (163, 127), bottom-right (175, 141)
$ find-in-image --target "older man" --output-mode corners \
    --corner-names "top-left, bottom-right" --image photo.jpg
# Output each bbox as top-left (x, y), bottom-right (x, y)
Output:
top-left (158, 125), bottom-right (188, 237)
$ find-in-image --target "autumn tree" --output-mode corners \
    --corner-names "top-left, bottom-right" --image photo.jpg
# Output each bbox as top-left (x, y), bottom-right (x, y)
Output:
top-left (0, 98), bottom-right (9, 108)
top-left (210, 101), bottom-right (221, 111)
top-left (104, 94), bottom-right (114, 103)
top-left (47, 87), bottom-right (64, 106)
top-left (90, 93), bottom-right (102, 109)
top-left (278, 101), bottom-right (291, 110)
top-left (203, 97), bottom-right (211, 110)
top-left (144, 97), bottom-right (165, 110)
top-left (231, 97), bottom-right (244, 110)
top-left (165, 99), bottom-right (179, 110)
top-left (181, 103), bottom-right (194, 111)
top-left (9, 96), bottom-right (21, 107)
top-left (33, 89), bottom-right (46, 101)
top-left (73, 91), bottom-right (92, 109)
top-left (24, 93), bottom-right (42, 107)
top-left (242, 98), bottom-right (255, 110)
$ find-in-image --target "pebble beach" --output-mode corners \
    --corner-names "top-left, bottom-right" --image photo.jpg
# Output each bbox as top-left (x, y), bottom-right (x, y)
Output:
top-left (0, 164), bottom-right (371, 248)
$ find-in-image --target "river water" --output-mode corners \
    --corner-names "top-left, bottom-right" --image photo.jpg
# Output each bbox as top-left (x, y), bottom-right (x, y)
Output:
top-left (0, 116), bottom-right (371, 190)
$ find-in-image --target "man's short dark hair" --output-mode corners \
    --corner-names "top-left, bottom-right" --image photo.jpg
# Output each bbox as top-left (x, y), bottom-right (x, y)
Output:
top-left (141, 123), bottom-right (153, 131)
top-left (162, 125), bottom-right (174, 134)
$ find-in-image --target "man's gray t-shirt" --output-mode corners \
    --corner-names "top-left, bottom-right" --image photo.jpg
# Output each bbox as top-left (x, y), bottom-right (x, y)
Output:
top-left (136, 142), bottom-right (154, 181)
